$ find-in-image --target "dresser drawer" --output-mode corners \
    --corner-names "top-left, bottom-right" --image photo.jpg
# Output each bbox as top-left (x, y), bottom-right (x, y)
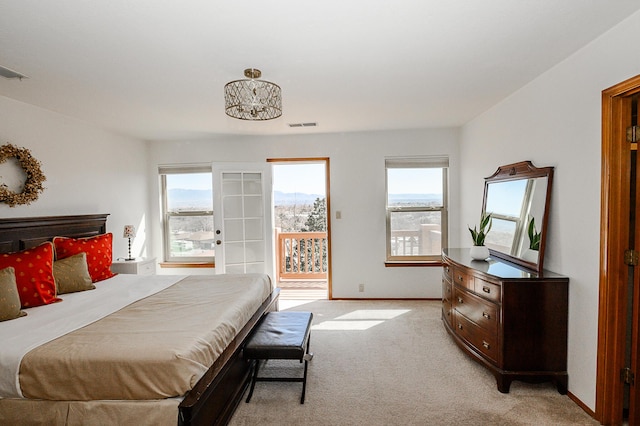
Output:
top-left (443, 263), bottom-right (453, 281)
top-left (442, 276), bottom-right (452, 302)
top-left (454, 311), bottom-right (499, 364)
top-left (474, 278), bottom-right (501, 303)
top-left (442, 277), bottom-right (453, 328)
top-left (453, 287), bottom-right (498, 334)
top-left (452, 267), bottom-right (474, 291)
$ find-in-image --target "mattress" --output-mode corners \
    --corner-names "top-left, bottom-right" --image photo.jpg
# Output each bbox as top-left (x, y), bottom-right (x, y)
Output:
top-left (0, 273), bottom-right (272, 402)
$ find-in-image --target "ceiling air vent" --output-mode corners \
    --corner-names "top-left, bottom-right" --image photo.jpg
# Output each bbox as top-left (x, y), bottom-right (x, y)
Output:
top-left (288, 122), bottom-right (317, 128)
top-left (0, 65), bottom-right (28, 80)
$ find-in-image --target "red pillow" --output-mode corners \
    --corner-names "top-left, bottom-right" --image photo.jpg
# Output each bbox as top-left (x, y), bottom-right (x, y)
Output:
top-left (53, 233), bottom-right (116, 283)
top-left (0, 242), bottom-right (60, 308)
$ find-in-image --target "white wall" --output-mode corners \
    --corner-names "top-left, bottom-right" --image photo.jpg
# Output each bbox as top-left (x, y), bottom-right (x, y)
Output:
top-left (459, 11), bottom-right (640, 411)
top-left (147, 128), bottom-right (460, 298)
top-left (0, 95), bottom-right (149, 261)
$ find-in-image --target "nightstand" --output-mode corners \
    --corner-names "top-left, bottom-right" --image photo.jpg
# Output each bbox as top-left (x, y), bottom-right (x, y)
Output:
top-left (111, 257), bottom-right (156, 275)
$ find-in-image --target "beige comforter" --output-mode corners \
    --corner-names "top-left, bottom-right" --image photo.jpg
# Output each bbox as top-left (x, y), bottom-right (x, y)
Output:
top-left (18, 273), bottom-right (272, 401)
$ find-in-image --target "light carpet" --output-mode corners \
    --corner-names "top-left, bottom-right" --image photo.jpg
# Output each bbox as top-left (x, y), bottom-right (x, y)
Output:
top-left (230, 299), bottom-right (597, 426)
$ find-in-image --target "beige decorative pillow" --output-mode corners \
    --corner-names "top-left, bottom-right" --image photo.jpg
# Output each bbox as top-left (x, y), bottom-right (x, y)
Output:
top-left (53, 252), bottom-right (95, 294)
top-left (0, 267), bottom-right (27, 321)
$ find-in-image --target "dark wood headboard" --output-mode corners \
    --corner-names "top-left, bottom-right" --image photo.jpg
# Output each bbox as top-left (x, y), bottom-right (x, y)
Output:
top-left (0, 214), bottom-right (109, 254)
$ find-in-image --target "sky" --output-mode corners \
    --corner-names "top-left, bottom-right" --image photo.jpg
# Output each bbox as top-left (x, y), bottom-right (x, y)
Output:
top-left (166, 163), bottom-right (441, 195)
top-left (272, 163), bottom-right (326, 194)
top-left (387, 168), bottom-right (443, 194)
top-left (166, 173), bottom-right (212, 190)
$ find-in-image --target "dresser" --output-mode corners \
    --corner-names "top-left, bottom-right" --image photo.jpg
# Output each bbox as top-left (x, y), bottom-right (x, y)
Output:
top-left (442, 248), bottom-right (568, 393)
top-left (111, 257), bottom-right (156, 275)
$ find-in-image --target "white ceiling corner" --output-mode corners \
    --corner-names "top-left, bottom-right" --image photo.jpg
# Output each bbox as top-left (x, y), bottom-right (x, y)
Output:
top-left (0, 0), bottom-right (639, 141)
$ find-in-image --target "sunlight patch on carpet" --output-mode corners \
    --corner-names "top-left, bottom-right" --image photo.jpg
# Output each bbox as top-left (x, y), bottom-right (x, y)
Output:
top-left (312, 320), bottom-right (384, 330)
top-left (312, 309), bottom-right (411, 330)
top-left (335, 309), bottom-right (410, 320)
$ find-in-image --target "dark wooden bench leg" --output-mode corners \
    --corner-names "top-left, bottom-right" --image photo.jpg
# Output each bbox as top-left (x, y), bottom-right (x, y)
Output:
top-left (245, 360), bottom-right (261, 403)
top-left (300, 335), bottom-right (312, 403)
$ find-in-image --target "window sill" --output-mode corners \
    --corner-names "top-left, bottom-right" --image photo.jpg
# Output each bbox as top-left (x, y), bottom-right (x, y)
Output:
top-left (384, 261), bottom-right (443, 267)
top-left (160, 262), bottom-right (215, 269)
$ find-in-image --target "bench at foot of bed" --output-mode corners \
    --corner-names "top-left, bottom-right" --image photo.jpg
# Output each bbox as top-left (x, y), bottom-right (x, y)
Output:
top-left (244, 311), bottom-right (314, 404)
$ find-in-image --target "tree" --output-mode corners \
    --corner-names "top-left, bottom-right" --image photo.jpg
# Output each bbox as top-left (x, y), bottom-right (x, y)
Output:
top-left (302, 198), bottom-right (326, 232)
top-left (299, 197), bottom-right (327, 272)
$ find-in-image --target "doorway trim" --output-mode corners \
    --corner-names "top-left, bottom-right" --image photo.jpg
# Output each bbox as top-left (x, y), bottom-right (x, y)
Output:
top-left (596, 74), bottom-right (640, 424)
top-left (267, 157), bottom-right (332, 299)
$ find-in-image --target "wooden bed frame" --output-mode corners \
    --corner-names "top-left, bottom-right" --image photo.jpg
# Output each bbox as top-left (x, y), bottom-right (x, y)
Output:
top-left (0, 214), bottom-right (279, 426)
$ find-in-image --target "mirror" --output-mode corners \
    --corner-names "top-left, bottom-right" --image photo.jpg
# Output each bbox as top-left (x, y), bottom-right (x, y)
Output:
top-left (481, 161), bottom-right (554, 272)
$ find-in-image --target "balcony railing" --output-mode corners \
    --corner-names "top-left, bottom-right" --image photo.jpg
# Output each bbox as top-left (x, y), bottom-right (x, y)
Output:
top-left (276, 230), bottom-right (328, 281)
top-left (390, 225), bottom-right (441, 256)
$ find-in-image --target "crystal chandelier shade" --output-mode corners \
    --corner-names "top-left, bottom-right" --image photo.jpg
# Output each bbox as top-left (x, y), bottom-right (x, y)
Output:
top-left (224, 68), bottom-right (282, 120)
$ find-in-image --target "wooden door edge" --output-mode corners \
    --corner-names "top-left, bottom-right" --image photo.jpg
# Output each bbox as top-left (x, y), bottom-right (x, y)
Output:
top-left (596, 74), bottom-right (640, 424)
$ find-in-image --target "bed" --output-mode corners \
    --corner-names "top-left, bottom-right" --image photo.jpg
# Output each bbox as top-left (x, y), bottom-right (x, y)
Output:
top-left (0, 214), bottom-right (279, 426)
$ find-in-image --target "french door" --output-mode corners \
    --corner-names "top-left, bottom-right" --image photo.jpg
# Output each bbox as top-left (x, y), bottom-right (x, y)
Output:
top-left (212, 162), bottom-right (273, 277)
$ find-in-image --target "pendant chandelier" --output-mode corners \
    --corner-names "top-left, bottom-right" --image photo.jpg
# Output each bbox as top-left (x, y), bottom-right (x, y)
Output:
top-left (224, 68), bottom-right (282, 120)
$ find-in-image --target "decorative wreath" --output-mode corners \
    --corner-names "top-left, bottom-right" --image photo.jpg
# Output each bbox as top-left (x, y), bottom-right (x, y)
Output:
top-left (0, 143), bottom-right (46, 207)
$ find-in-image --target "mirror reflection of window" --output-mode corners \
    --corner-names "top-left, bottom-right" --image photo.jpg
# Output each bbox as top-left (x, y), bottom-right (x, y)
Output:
top-left (485, 180), bottom-right (527, 255)
top-left (486, 180), bottom-right (527, 216)
top-left (484, 177), bottom-right (548, 259)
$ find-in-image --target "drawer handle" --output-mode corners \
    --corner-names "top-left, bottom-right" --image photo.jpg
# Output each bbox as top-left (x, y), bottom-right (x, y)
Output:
top-left (457, 275), bottom-right (463, 282)
top-left (482, 286), bottom-right (491, 294)
top-left (482, 341), bottom-right (490, 349)
top-left (482, 312), bottom-right (490, 319)
top-left (457, 297), bottom-right (463, 304)
top-left (445, 266), bottom-right (450, 272)
top-left (457, 324), bottom-right (463, 330)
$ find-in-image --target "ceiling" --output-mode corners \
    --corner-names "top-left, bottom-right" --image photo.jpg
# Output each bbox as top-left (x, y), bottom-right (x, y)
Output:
top-left (1, 1), bottom-right (639, 141)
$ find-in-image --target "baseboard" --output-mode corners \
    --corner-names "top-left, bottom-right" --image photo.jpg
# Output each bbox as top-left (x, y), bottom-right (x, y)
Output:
top-left (568, 391), bottom-right (596, 420)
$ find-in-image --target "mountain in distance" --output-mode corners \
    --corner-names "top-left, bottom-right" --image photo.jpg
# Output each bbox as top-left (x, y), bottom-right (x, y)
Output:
top-left (168, 188), bottom-right (439, 208)
top-left (168, 189), bottom-right (212, 210)
top-left (274, 191), bottom-right (323, 205)
top-left (168, 189), bottom-right (325, 208)
top-left (389, 193), bottom-right (441, 203)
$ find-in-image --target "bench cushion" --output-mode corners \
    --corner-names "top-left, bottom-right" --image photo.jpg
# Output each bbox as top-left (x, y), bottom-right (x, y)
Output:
top-left (244, 311), bottom-right (313, 360)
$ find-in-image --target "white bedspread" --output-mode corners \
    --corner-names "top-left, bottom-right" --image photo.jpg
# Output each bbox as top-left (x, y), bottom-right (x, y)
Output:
top-left (0, 274), bottom-right (184, 398)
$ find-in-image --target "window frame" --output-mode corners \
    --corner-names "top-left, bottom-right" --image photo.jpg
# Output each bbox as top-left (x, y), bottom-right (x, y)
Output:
top-left (385, 157), bottom-right (449, 264)
top-left (159, 164), bottom-right (214, 265)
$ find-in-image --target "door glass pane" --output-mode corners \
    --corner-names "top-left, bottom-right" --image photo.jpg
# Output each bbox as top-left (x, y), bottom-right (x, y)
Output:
top-left (243, 180), bottom-right (262, 195)
top-left (389, 211), bottom-right (442, 256)
top-left (222, 173), bottom-right (242, 196)
top-left (225, 242), bottom-right (245, 264)
top-left (223, 196), bottom-right (243, 217)
top-left (245, 218), bottom-right (263, 240)
top-left (245, 241), bottom-right (264, 262)
top-left (224, 219), bottom-right (244, 241)
top-left (226, 264), bottom-right (245, 274)
top-left (245, 263), bottom-right (264, 274)
top-left (244, 195), bottom-right (262, 217)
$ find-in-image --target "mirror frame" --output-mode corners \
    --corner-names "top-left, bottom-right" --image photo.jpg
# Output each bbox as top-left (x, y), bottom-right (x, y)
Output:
top-left (481, 161), bottom-right (554, 273)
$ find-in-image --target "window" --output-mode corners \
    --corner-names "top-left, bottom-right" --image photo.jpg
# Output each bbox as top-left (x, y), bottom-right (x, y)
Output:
top-left (159, 165), bottom-right (214, 264)
top-left (385, 157), bottom-right (448, 263)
